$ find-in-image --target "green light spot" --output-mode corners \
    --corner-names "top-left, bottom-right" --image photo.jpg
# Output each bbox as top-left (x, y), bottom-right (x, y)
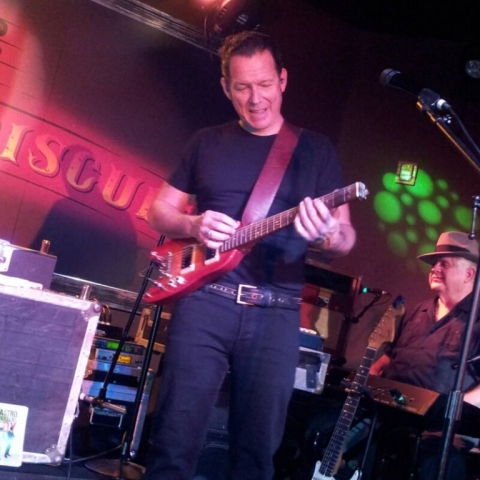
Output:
top-left (425, 227), bottom-right (438, 242)
top-left (418, 200), bottom-right (442, 224)
top-left (450, 191), bottom-right (459, 202)
top-left (418, 241), bottom-right (436, 257)
top-left (454, 206), bottom-right (472, 230)
top-left (401, 193), bottom-right (413, 206)
top-left (374, 192), bottom-right (402, 223)
top-left (436, 196), bottom-right (449, 208)
top-left (406, 229), bottom-right (418, 243)
top-left (383, 172), bottom-right (402, 192)
top-left (436, 179), bottom-right (448, 190)
top-left (406, 214), bottom-right (416, 225)
top-left (387, 232), bottom-right (409, 256)
top-left (408, 170), bottom-right (434, 198)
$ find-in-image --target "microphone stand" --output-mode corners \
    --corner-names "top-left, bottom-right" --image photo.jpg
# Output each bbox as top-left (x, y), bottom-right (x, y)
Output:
top-left (416, 89), bottom-right (480, 173)
top-left (415, 93), bottom-right (480, 480)
top-left (347, 293), bottom-right (383, 324)
top-left (434, 199), bottom-right (480, 480)
top-left (84, 236), bottom-right (166, 480)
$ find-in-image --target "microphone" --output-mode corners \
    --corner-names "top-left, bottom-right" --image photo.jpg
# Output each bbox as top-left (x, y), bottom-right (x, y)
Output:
top-left (359, 285), bottom-right (389, 295)
top-left (379, 68), bottom-right (451, 112)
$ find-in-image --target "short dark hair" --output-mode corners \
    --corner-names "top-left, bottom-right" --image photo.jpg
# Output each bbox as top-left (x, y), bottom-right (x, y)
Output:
top-left (218, 31), bottom-right (284, 81)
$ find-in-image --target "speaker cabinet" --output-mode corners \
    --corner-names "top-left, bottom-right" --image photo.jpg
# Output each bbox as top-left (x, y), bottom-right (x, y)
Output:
top-left (301, 259), bottom-right (362, 360)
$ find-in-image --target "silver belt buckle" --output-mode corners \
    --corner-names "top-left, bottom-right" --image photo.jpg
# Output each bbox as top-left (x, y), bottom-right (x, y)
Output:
top-left (236, 284), bottom-right (257, 305)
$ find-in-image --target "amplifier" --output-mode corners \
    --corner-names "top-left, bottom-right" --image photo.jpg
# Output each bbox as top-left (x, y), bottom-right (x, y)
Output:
top-left (82, 380), bottom-right (139, 405)
top-left (301, 261), bottom-right (362, 360)
top-left (86, 359), bottom-right (142, 379)
top-left (84, 362), bottom-right (142, 390)
top-left (93, 337), bottom-right (146, 368)
top-left (85, 336), bottom-right (147, 390)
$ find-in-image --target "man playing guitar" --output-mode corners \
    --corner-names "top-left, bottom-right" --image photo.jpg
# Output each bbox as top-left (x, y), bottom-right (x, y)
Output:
top-left (142, 31), bottom-right (356, 480)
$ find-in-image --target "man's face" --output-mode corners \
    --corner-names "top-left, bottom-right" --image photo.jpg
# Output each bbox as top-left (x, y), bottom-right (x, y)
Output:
top-left (221, 50), bottom-right (287, 136)
top-left (428, 256), bottom-right (471, 297)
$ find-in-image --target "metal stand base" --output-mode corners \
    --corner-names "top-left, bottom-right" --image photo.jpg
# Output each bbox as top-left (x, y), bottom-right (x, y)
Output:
top-left (84, 458), bottom-right (145, 480)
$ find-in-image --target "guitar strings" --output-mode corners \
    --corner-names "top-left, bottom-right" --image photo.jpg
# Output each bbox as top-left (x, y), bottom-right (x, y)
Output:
top-left (154, 187), bottom-right (355, 264)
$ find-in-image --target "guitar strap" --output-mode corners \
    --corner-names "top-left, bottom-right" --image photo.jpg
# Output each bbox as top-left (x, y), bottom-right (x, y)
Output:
top-left (241, 122), bottom-right (302, 225)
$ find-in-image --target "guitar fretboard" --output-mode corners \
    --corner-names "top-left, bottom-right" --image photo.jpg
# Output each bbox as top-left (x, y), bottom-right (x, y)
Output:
top-left (220, 183), bottom-right (363, 253)
top-left (319, 346), bottom-right (377, 477)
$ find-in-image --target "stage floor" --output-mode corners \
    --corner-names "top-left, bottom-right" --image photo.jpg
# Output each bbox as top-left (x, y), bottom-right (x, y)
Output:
top-left (0, 458), bottom-right (145, 480)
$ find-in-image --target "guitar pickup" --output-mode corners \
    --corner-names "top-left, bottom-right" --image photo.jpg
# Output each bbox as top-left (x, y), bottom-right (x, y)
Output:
top-left (181, 246), bottom-right (194, 270)
top-left (204, 247), bottom-right (219, 265)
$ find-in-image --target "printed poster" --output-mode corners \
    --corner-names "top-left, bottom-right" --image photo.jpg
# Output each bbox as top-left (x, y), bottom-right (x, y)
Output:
top-left (0, 402), bottom-right (28, 467)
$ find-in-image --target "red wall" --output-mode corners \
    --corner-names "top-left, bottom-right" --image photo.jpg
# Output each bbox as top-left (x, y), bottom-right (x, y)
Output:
top-left (0, 0), bottom-right (231, 289)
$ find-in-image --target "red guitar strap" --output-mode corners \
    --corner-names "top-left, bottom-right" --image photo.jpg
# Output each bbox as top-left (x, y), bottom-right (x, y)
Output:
top-left (241, 122), bottom-right (302, 225)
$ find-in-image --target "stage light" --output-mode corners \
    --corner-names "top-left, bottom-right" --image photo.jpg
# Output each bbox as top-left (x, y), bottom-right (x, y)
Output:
top-left (207, 0), bottom-right (261, 38)
top-left (460, 44), bottom-right (480, 79)
top-left (465, 59), bottom-right (480, 79)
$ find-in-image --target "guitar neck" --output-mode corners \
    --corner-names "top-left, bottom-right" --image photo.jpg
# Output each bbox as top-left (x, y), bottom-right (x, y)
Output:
top-left (312, 296), bottom-right (403, 479)
top-left (318, 346), bottom-right (377, 478)
top-left (220, 205), bottom-right (298, 253)
top-left (220, 182), bottom-right (365, 253)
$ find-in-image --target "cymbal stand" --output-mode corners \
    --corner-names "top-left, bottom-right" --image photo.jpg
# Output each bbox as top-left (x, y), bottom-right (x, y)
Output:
top-left (84, 236), bottom-right (166, 480)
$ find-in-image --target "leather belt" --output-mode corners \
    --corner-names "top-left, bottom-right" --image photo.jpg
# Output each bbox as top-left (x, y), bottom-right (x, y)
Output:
top-left (204, 283), bottom-right (301, 310)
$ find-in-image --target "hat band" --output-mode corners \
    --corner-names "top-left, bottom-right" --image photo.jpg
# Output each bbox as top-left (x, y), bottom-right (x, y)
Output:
top-left (435, 244), bottom-right (472, 255)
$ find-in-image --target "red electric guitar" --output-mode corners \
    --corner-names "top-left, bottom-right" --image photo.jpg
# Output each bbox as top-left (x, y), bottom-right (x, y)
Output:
top-left (144, 182), bottom-right (368, 305)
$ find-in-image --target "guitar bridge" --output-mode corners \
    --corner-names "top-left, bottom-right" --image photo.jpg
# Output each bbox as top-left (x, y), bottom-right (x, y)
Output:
top-left (151, 250), bottom-right (172, 278)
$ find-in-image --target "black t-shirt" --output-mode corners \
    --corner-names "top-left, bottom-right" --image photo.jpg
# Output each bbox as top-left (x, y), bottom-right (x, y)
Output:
top-left (169, 121), bottom-right (344, 294)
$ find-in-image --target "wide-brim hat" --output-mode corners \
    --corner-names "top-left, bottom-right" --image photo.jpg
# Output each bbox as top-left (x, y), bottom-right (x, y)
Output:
top-left (417, 231), bottom-right (479, 265)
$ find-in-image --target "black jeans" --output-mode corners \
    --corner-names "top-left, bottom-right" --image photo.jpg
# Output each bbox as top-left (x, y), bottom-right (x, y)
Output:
top-left (142, 287), bottom-right (300, 480)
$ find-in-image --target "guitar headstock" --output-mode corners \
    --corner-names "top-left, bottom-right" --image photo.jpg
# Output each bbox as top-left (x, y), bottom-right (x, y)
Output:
top-left (367, 295), bottom-right (405, 350)
top-left (353, 181), bottom-right (369, 201)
